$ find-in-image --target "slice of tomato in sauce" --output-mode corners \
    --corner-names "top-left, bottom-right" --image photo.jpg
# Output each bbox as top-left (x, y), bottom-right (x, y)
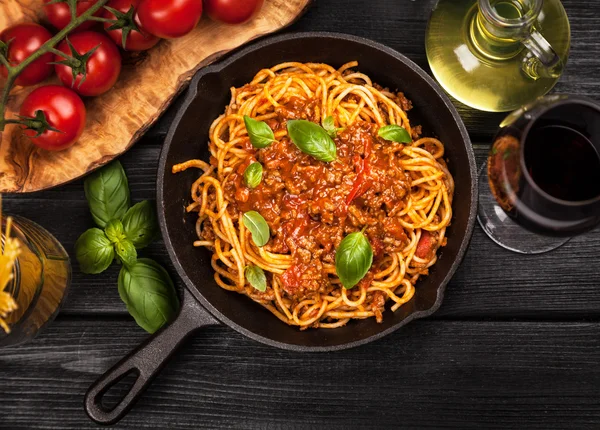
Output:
top-left (415, 231), bottom-right (437, 260)
top-left (346, 133), bottom-right (373, 205)
top-left (280, 263), bottom-right (304, 294)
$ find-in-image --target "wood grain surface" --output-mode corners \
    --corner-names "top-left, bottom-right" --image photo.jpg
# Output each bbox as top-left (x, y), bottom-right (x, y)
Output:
top-left (1, 319), bottom-right (599, 429)
top-left (0, 0), bottom-right (310, 193)
top-left (2, 0), bottom-right (600, 428)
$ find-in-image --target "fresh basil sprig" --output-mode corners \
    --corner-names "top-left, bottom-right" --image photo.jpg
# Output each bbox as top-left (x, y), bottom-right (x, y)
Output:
top-left (243, 162), bottom-right (263, 189)
top-left (75, 228), bottom-right (115, 275)
top-left (335, 230), bottom-right (374, 289)
top-left (323, 116), bottom-right (343, 138)
top-left (115, 240), bottom-right (137, 268)
top-left (244, 115), bottom-right (275, 148)
top-left (243, 211), bottom-right (270, 247)
top-left (378, 124), bottom-right (412, 143)
top-left (122, 200), bottom-right (158, 249)
top-left (105, 219), bottom-right (127, 244)
top-left (84, 160), bottom-right (131, 228)
top-left (245, 265), bottom-right (267, 292)
top-left (287, 119), bottom-right (337, 162)
top-left (75, 161), bottom-right (179, 334)
top-left (118, 259), bottom-right (180, 334)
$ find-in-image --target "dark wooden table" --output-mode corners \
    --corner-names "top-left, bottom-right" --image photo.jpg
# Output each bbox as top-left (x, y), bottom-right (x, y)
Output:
top-left (2, 0), bottom-right (600, 428)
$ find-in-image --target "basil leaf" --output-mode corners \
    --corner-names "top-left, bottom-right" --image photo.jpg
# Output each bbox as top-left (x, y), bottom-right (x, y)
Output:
top-left (245, 265), bottom-right (267, 292)
top-left (121, 200), bottom-right (158, 249)
top-left (75, 228), bottom-right (114, 274)
top-left (84, 160), bottom-right (131, 228)
top-left (243, 162), bottom-right (263, 189)
top-left (244, 115), bottom-right (275, 148)
top-left (287, 119), bottom-right (337, 162)
top-left (335, 231), bottom-right (373, 289)
top-left (118, 258), bottom-right (180, 334)
top-left (242, 211), bottom-right (270, 247)
top-left (378, 124), bottom-right (412, 143)
top-left (105, 219), bottom-right (126, 244)
top-left (323, 116), bottom-right (343, 138)
top-left (115, 239), bottom-right (137, 268)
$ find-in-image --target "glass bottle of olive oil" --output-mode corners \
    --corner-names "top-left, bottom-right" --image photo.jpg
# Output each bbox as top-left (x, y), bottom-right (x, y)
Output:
top-left (426, 0), bottom-right (570, 112)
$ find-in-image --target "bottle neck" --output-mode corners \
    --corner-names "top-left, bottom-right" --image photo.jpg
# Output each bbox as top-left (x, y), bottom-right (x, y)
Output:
top-left (469, 0), bottom-right (542, 60)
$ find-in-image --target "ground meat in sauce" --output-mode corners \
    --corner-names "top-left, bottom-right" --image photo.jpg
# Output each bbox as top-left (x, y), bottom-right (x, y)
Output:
top-left (222, 95), bottom-right (420, 299)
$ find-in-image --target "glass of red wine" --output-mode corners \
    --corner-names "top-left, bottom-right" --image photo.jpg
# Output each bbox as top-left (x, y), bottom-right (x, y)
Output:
top-left (478, 95), bottom-right (600, 254)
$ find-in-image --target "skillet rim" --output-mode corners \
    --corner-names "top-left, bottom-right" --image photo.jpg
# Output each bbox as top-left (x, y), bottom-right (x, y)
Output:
top-left (157, 31), bottom-right (478, 352)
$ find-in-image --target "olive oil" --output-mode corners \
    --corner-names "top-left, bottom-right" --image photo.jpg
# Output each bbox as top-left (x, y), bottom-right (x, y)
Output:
top-left (426, 0), bottom-right (570, 112)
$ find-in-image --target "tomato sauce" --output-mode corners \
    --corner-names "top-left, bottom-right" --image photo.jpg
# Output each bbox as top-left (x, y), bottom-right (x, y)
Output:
top-left (222, 97), bottom-right (414, 298)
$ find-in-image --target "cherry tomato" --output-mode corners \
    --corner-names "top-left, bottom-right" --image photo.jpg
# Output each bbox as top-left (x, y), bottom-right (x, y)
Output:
top-left (44, 0), bottom-right (103, 32)
top-left (137, 0), bottom-right (203, 39)
top-left (204, 0), bottom-right (263, 24)
top-left (54, 31), bottom-right (122, 96)
top-left (103, 0), bottom-right (160, 51)
top-left (19, 85), bottom-right (86, 151)
top-left (0, 23), bottom-right (53, 87)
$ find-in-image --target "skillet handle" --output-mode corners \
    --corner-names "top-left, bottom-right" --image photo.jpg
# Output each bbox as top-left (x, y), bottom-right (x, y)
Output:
top-left (84, 289), bottom-right (218, 425)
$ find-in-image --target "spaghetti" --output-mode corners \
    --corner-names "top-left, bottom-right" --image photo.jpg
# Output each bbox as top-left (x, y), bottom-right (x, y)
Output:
top-left (173, 62), bottom-right (454, 329)
top-left (0, 197), bottom-right (19, 334)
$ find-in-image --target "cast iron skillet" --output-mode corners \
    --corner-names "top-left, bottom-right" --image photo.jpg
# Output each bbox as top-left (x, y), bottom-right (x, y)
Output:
top-left (85, 32), bottom-right (478, 424)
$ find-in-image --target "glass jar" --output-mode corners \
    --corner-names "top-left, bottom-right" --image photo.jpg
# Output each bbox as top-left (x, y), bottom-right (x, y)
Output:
top-left (0, 215), bottom-right (71, 347)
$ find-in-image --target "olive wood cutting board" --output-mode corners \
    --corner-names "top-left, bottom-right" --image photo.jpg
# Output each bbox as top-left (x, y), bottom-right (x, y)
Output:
top-left (0, 0), bottom-right (311, 193)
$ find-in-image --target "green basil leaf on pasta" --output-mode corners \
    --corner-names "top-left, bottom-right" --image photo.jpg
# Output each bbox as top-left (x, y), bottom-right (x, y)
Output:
top-left (378, 124), bottom-right (412, 143)
top-left (84, 160), bottom-right (131, 228)
top-left (118, 258), bottom-right (180, 334)
top-left (243, 162), bottom-right (263, 189)
top-left (74, 228), bottom-right (115, 274)
top-left (243, 211), bottom-right (270, 247)
top-left (323, 116), bottom-right (343, 138)
top-left (245, 265), bottom-right (267, 292)
top-left (335, 231), bottom-right (374, 289)
top-left (115, 239), bottom-right (137, 268)
top-left (244, 115), bottom-right (275, 148)
top-left (287, 119), bottom-right (337, 162)
top-left (122, 200), bottom-right (158, 249)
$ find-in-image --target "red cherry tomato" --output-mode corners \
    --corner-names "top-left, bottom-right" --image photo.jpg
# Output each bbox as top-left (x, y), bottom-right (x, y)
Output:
top-left (103, 0), bottom-right (160, 51)
top-left (19, 85), bottom-right (86, 151)
top-left (54, 31), bottom-right (122, 97)
top-left (204, 0), bottom-right (263, 24)
top-left (137, 0), bottom-right (202, 39)
top-left (43, 0), bottom-right (103, 32)
top-left (0, 23), bottom-right (53, 87)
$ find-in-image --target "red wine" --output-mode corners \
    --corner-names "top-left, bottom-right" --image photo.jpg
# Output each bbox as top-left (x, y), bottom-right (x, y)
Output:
top-left (524, 125), bottom-right (600, 201)
top-left (485, 98), bottom-right (600, 239)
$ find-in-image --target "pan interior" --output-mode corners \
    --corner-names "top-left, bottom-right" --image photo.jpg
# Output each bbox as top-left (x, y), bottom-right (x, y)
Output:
top-left (159, 34), bottom-right (476, 349)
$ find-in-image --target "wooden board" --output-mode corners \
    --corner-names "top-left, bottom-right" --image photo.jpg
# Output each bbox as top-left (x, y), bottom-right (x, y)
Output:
top-left (0, 0), bottom-right (311, 193)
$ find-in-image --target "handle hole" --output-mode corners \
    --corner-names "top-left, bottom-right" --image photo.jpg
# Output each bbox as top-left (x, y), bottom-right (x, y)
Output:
top-left (100, 369), bottom-right (141, 411)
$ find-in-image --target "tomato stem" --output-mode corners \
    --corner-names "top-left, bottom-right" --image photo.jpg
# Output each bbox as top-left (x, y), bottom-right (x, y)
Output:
top-left (87, 16), bottom-right (114, 23)
top-left (12, 110), bottom-right (64, 136)
top-left (0, 55), bottom-right (10, 69)
top-left (47, 47), bottom-right (67, 57)
top-left (0, 0), bottom-right (109, 131)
